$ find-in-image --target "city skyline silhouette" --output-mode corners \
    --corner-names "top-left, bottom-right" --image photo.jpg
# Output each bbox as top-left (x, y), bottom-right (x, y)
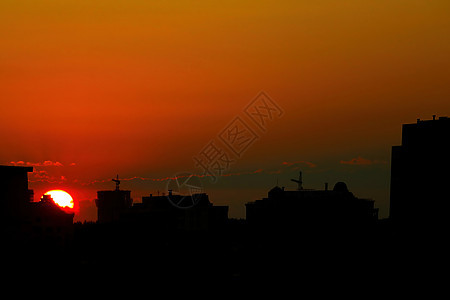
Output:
top-left (1, 116), bottom-right (449, 284)
top-left (1, 0), bottom-right (450, 292)
top-left (3, 2), bottom-right (450, 225)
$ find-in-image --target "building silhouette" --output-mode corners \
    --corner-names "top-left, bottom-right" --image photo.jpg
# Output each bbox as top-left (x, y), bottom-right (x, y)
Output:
top-left (26, 194), bottom-right (74, 247)
top-left (123, 192), bottom-right (229, 231)
top-left (96, 189), bottom-right (132, 223)
top-left (390, 115), bottom-right (450, 234)
top-left (0, 165), bottom-right (34, 222)
top-left (5, 111), bottom-right (449, 285)
top-left (246, 174), bottom-right (378, 235)
top-left (95, 175), bottom-right (133, 223)
top-left (88, 181), bottom-right (230, 282)
top-left (0, 165), bottom-right (74, 250)
top-left (95, 178), bottom-right (228, 231)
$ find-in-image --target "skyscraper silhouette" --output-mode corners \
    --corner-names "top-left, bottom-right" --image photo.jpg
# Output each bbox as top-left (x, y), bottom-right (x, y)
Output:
top-left (0, 165), bottom-right (33, 221)
top-left (390, 116), bottom-right (450, 235)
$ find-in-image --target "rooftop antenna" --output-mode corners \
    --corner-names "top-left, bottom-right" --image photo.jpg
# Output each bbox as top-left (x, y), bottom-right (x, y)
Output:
top-left (291, 171), bottom-right (303, 191)
top-left (112, 174), bottom-right (120, 191)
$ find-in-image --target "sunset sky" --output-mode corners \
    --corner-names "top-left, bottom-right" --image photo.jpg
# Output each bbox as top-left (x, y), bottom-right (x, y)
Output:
top-left (1, 1), bottom-right (450, 221)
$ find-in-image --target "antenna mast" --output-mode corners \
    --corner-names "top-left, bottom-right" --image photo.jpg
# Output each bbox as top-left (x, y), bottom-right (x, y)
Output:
top-left (291, 171), bottom-right (303, 191)
top-left (112, 174), bottom-right (120, 191)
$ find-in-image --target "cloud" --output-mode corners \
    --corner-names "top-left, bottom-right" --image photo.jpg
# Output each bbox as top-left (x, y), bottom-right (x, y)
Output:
top-left (29, 170), bottom-right (50, 179)
top-left (9, 160), bottom-right (64, 167)
top-left (27, 169), bottom-right (69, 184)
top-left (266, 170), bottom-right (282, 174)
top-left (340, 156), bottom-right (387, 166)
top-left (42, 161), bottom-right (63, 167)
top-left (6, 161), bottom-right (67, 183)
top-left (282, 161), bottom-right (317, 168)
top-left (78, 169), bottom-right (267, 186)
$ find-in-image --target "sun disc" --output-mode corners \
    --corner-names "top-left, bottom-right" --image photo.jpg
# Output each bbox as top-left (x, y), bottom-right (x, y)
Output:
top-left (44, 190), bottom-right (74, 209)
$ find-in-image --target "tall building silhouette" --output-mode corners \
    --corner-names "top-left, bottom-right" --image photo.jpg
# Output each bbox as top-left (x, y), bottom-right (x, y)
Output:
top-left (0, 165), bottom-right (33, 221)
top-left (390, 116), bottom-right (450, 233)
top-left (96, 190), bottom-right (132, 223)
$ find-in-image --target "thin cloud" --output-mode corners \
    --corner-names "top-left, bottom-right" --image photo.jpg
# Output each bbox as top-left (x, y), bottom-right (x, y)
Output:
top-left (29, 170), bottom-right (50, 180)
top-left (28, 170), bottom-right (66, 184)
top-left (266, 169), bottom-right (282, 174)
top-left (80, 169), bottom-right (266, 186)
top-left (9, 160), bottom-right (64, 167)
top-left (7, 161), bottom-right (66, 183)
top-left (340, 156), bottom-right (387, 166)
top-left (282, 161), bottom-right (317, 168)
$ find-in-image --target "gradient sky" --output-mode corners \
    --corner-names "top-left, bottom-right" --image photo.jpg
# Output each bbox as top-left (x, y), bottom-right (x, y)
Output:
top-left (1, 1), bottom-right (450, 221)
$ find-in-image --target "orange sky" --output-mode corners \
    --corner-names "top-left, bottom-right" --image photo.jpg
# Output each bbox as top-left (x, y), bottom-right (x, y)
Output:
top-left (1, 1), bottom-right (450, 221)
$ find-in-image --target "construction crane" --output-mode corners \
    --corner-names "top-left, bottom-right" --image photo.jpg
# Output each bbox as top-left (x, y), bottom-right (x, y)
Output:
top-left (112, 174), bottom-right (120, 191)
top-left (291, 171), bottom-right (303, 190)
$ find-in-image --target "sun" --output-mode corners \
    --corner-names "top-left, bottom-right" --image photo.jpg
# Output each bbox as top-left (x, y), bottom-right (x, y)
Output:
top-left (44, 190), bottom-right (74, 209)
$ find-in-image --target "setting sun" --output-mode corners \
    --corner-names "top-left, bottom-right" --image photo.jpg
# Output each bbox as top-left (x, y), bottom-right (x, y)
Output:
top-left (44, 190), bottom-right (74, 209)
